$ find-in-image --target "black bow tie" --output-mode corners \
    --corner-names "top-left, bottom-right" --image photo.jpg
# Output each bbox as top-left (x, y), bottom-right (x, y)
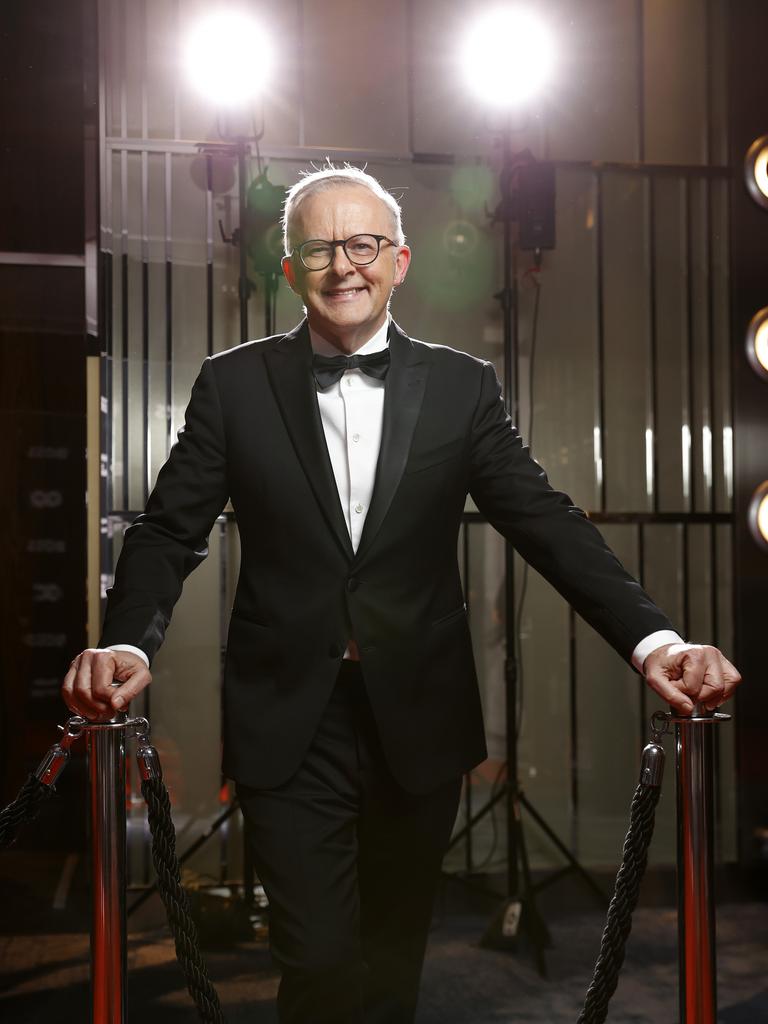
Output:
top-left (312, 349), bottom-right (391, 389)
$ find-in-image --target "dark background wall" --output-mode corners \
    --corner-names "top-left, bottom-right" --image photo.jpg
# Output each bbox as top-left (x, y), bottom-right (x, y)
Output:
top-left (0, 0), bottom-right (90, 798)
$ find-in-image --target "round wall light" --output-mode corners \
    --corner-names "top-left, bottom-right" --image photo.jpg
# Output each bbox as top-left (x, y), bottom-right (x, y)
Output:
top-left (746, 306), bottom-right (768, 381)
top-left (744, 135), bottom-right (768, 209)
top-left (748, 480), bottom-right (768, 553)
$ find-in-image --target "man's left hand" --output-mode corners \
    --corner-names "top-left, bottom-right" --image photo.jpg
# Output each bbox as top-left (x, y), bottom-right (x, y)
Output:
top-left (643, 643), bottom-right (742, 715)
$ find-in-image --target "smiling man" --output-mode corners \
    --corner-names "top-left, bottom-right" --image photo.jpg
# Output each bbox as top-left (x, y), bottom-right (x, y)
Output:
top-left (62, 165), bottom-right (740, 1023)
top-left (281, 179), bottom-right (410, 352)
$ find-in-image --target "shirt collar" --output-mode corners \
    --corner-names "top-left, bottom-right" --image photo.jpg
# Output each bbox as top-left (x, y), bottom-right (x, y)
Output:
top-left (309, 317), bottom-right (390, 358)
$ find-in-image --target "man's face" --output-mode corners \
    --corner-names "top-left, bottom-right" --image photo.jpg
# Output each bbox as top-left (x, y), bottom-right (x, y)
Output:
top-left (281, 185), bottom-right (411, 352)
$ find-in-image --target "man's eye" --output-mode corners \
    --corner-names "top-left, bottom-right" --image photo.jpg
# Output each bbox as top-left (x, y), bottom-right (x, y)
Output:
top-left (305, 243), bottom-right (330, 259)
top-left (349, 241), bottom-right (376, 255)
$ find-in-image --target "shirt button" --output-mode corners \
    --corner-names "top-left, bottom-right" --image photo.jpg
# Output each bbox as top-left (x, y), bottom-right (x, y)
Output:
top-left (352, 433), bottom-right (360, 443)
top-left (354, 503), bottom-right (364, 514)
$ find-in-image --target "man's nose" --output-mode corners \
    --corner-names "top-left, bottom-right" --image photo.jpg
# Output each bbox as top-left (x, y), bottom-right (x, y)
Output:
top-left (328, 243), bottom-right (353, 274)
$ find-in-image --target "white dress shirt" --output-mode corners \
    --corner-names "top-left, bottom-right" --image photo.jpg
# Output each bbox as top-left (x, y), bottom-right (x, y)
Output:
top-left (310, 320), bottom-right (388, 553)
top-left (109, 321), bottom-right (683, 671)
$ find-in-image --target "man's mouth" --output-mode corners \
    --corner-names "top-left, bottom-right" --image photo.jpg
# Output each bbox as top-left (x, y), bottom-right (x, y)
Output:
top-left (323, 286), bottom-right (367, 301)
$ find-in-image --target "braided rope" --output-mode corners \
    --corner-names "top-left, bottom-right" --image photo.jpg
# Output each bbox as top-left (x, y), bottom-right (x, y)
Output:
top-left (0, 774), bottom-right (54, 848)
top-left (577, 781), bottom-right (662, 1024)
top-left (142, 777), bottom-right (227, 1024)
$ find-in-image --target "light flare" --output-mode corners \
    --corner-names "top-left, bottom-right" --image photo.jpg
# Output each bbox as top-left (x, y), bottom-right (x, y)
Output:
top-left (459, 7), bottom-right (556, 108)
top-left (183, 11), bottom-right (272, 107)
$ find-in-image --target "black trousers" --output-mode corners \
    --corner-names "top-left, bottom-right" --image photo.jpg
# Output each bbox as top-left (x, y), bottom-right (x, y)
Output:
top-left (237, 660), bottom-right (462, 1024)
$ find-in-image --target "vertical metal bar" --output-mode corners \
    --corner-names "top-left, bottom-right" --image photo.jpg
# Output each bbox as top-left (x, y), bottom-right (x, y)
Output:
top-left (705, 178), bottom-right (717, 516)
top-left (172, 0), bottom-right (181, 142)
top-left (120, 179), bottom-right (129, 513)
top-left (702, 0), bottom-right (725, 827)
top-left (164, 152), bottom-right (173, 454)
top-left (703, 0), bottom-right (713, 167)
top-left (237, 142), bottom-right (249, 346)
top-left (635, 0), bottom-right (646, 164)
top-left (594, 170), bottom-right (607, 513)
top-left (404, 0), bottom-right (416, 156)
top-left (296, 0), bottom-right (306, 149)
top-left (206, 154), bottom-right (215, 357)
top-left (100, 21), bottom-right (116, 697)
top-left (684, 177), bottom-right (695, 513)
top-left (140, 0), bottom-right (150, 504)
top-left (710, 522), bottom-right (722, 853)
top-left (141, 152), bottom-right (150, 504)
top-left (89, 717), bottom-right (128, 1023)
top-left (675, 713), bottom-right (718, 1024)
top-left (500, 121), bottom-right (520, 899)
top-left (638, 523), bottom-right (647, 748)
top-left (682, 521), bottom-right (691, 640)
top-left (119, 0), bottom-right (129, 512)
top-left (647, 174), bottom-right (659, 514)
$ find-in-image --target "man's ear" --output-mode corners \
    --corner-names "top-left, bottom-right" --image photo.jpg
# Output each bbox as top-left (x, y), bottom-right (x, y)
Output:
top-left (282, 254), bottom-right (298, 293)
top-left (393, 245), bottom-right (411, 287)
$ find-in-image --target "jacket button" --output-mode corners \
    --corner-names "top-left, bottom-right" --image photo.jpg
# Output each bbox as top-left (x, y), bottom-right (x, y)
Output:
top-left (346, 577), bottom-right (359, 592)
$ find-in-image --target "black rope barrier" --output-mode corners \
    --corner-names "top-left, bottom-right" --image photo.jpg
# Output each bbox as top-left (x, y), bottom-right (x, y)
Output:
top-left (141, 775), bottom-right (227, 1024)
top-left (577, 754), bottom-right (664, 1023)
top-left (0, 774), bottom-right (55, 848)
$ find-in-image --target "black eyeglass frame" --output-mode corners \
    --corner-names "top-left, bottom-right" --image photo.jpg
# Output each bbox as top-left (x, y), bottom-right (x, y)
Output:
top-left (290, 233), bottom-right (398, 271)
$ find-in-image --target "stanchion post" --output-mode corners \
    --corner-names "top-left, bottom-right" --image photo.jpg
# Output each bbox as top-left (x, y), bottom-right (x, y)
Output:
top-left (88, 710), bottom-right (128, 1024)
top-left (675, 705), bottom-right (728, 1024)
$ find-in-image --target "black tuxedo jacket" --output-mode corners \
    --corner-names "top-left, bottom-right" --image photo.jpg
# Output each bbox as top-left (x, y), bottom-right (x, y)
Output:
top-left (101, 320), bottom-right (675, 794)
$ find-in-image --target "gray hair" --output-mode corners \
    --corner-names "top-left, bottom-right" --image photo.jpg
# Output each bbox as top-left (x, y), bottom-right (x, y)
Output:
top-left (282, 164), bottom-right (405, 254)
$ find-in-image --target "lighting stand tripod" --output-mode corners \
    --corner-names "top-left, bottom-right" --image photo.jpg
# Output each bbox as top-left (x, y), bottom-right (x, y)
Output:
top-left (469, 126), bottom-right (606, 974)
top-left (131, 133), bottom-right (280, 931)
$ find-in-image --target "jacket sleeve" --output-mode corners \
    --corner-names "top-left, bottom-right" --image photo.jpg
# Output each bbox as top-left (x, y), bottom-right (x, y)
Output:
top-left (467, 360), bottom-right (676, 664)
top-left (99, 357), bottom-right (229, 663)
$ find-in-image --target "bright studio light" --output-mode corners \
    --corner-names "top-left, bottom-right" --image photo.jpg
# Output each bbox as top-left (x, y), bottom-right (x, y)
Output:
top-left (745, 135), bottom-right (768, 209)
top-left (183, 11), bottom-right (272, 107)
top-left (748, 481), bottom-right (768, 554)
top-left (460, 7), bottom-right (555, 108)
top-left (746, 307), bottom-right (768, 381)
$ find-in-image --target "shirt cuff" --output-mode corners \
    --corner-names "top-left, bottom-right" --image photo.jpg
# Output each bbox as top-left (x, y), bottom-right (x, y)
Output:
top-left (106, 644), bottom-right (150, 668)
top-left (631, 630), bottom-right (685, 674)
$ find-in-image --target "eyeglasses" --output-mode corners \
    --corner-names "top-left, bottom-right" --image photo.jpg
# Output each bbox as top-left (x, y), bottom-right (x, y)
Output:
top-left (291, 233), bottom-right (397, 271)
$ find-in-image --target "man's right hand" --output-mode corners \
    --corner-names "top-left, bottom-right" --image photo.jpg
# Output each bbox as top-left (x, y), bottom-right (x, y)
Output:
top-left (61, 648), bottom-right (152, 721)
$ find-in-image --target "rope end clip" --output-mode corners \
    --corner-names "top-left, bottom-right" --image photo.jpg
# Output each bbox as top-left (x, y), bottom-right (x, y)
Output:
top-left (639, 711), bottom-right (671, 788)
top-left (134, 723), bottom-right (162, 782)
top-left (34, 717), bottom-right (86, 788)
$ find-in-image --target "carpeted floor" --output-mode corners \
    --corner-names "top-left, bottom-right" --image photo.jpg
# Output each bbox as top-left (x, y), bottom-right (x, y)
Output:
top-left (2, 899), bottom-right (767, 1022)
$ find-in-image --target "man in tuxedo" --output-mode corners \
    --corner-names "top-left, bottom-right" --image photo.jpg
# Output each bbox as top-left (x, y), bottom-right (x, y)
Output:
top-left (62, 166), bottom-right (741, 1023)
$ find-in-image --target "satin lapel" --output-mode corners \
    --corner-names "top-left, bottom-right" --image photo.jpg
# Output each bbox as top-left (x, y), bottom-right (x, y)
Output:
top-left (355, 322), bottom-right (431, 562)
top-left (264, 321), bottom-right (354, 561)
